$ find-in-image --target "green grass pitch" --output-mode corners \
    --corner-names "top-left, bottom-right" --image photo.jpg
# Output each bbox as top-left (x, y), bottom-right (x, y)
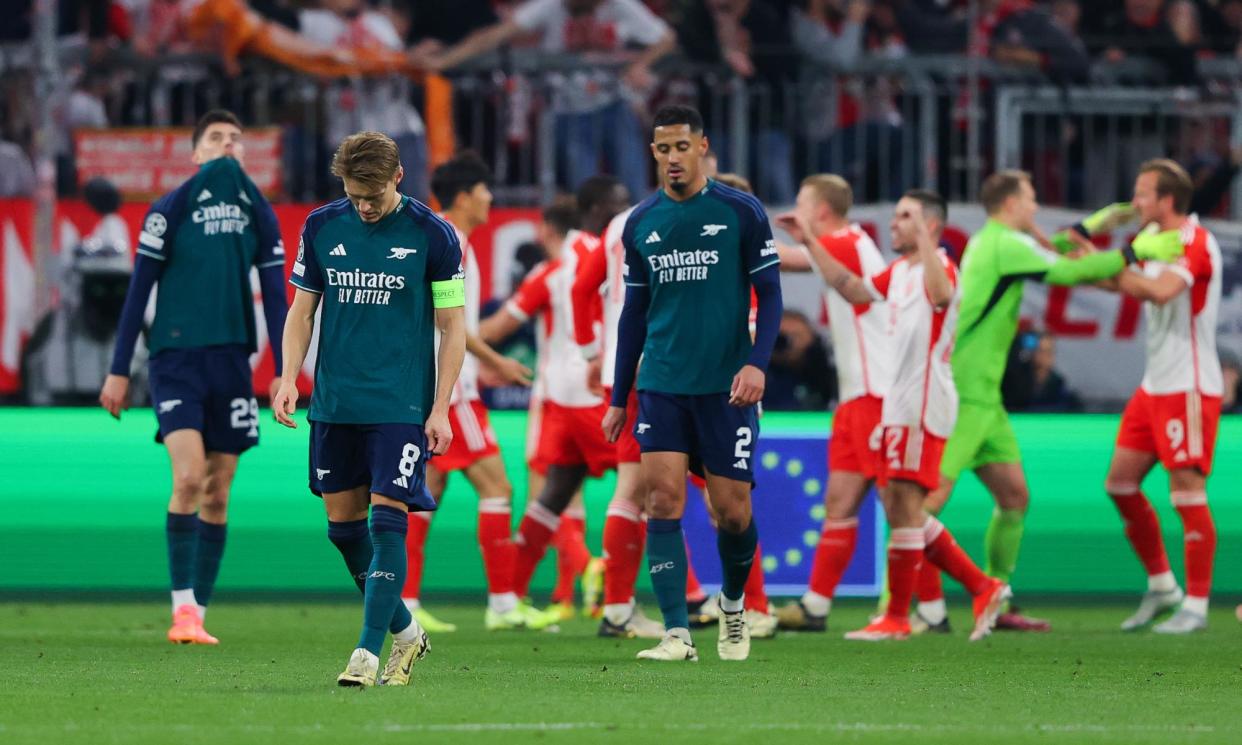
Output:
top-left (2, 600), bottom-right (1239, 745)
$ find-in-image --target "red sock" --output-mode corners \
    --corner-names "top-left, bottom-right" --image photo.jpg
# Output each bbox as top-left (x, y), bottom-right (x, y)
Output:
top-left (603, 500), bottom-right (646, 605)
top-left (886, 528), bottom-right (924, 619)
top-left (401, 511), bottom-right (432, 599)
top-left (916, 557), bottom-right (944, 602)
top-left (743, 543), bottom-right (768, 612)
top-left (685, 540), bottom-right (706, 602)
top-left (552, 512), bottom-right (590, 604)
top-left (807, 518), bottom-right (858, 598)
top-left (1172, 492), bottom-right (1215, 598)
top-left (1108, 488), bottom-right (1172, 576)
top-left (513, 502), bottom-right (560, 598)
top-left (477, 497), bottom-right (516, 595)
top-left (923, 516), bottom-right (992, 596)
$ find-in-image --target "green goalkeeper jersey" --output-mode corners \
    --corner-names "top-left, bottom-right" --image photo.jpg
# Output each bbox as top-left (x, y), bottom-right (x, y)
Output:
top-left (953, 219), bottom-right (1124, 405)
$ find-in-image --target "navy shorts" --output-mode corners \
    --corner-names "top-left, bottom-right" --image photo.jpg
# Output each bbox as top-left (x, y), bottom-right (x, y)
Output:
top-left (148, 345), bottom-right (257, 455)
top-left (635, 391), bottom-right (759, 483)
top-left (308, 421), bottom-right (437, 512)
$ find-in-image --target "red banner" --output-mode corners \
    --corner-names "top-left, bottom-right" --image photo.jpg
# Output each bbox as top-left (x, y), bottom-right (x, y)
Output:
top-left (74, 128), bottom-right (284, 200)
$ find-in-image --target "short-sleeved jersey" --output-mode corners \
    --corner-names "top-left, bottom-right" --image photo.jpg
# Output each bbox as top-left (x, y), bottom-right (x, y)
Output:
top-left (866, 251), bottom-right (960, 438)
top-left (437, 220), bottom-right (481, 404)
top-left (953, 219), bottom-right (1059, 406)
top-left (508, 230), bottom-right (603, 408)
top-left (136, 156), bottom-right (284, 355)
top-left (290, 195), bottom-right (463, 425)
top-left (622, 180), bottom-right (779, 395)
top-left (1137, 218), bottom-right (1223, 396)
top-left (816, 226), bottom-right (891, 403)
top-left (599, 206), bottom-right (635, 387)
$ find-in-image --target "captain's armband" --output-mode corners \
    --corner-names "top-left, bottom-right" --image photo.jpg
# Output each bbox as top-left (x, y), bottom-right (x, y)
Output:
top-left (431, 277), bottom-right (466, 308)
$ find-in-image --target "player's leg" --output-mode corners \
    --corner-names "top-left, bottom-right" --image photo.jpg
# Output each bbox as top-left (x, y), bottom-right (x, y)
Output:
top-left (550, 489), bottom-right (591, 616)
top-left (400, 464), bottom-right (437, 616)
top-left (460, 453), bottom-right (524, 628)
top-left (636, 450), bottom-right (697, 660)
top-left (846, 477), bottom-right (923, 641)
top-left (194, 452), bottom-right (238, 625)
top-left (599, 460), bottom-right (662, 637)
top-left (163, 429), bottom-right (211, 644)
top-left (911, 474), bottom-right (951, 634)
top-left (513, 463), bottom-right (588, 597)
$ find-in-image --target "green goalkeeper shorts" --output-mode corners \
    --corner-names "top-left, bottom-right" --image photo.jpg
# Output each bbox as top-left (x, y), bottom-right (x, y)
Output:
top-left (939, 401), bottom-right (1023, 481)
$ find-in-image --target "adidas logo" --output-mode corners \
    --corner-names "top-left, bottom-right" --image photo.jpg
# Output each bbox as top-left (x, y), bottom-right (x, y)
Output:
top-left (316, 469), bottom-right (331, 480)
top-left (393, 475), bottom-right (409, 488)
top-left (196, 189), bottom-right (212, 202)
top-left (733, 458), bottom-right (749, 470)
top-left (330, 244), bottom-right (347, 256)
top-left (645, 231), bottom-right (662, 244)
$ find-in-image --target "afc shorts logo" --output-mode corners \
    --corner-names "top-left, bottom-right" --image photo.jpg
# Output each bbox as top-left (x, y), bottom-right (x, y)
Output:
top-left (650, 561), bottom-right (675, 574)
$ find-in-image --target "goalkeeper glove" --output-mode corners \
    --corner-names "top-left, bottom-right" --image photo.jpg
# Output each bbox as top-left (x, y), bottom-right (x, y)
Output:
top-left (1122, 228), bottom-right (1184, 265)
top-left (1082, 203), bottom-right (1136, 235)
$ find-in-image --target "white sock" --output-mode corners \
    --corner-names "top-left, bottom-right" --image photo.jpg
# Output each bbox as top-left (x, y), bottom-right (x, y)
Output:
top-left (667, 626), bottom-right (692, 644)
top-left (917, 599), bottom-right (947, 625)
top-left (1148, 571), bottom-right (1178, 593)
top-left (800, 590), bottom-right (831, 617)
top-left (197, 605), bottom-right (208, 622)
top-left (719, 594), bottom-right (744, 614)
top-left (402, 598), bottom-right (421, 612)
top-left (392, 615), bottom-right (424, 642)
top-left (604, 601), bottom-right (635, 626)
top-left (1182, 596), bottom-right (1209, 616)
top-left (171, 589), bottom-right (197, 613)
top-left (489, 592), bottom-right (518, 615)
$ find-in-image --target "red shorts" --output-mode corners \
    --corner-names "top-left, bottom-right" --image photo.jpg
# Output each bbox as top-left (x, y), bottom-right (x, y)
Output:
top-left (530, 400), bottom-right (617, 477)
top-left (1116, 389), bottom-right (1221, 475)
top-left (616, 388), bottom-right (641, 464)
top-left (828, 395), bottom-right (883, 479)
top-left (431, 399), bottom-right (500, 473)
top-left (878, 426), bottom-right (946, 491)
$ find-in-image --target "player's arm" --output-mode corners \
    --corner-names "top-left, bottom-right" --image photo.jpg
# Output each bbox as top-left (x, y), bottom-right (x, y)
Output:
top-left (99, 253), bottom-right (163, 419)
top-left (602, 227), bottom-right (649, 441)
top-left (1017, 226), bottom-right (1184, 286)
top-left (1115, 267), bottom-right (1189, 306)
top-left (775, 211), bottom-right (872, 304)
top-left (272, 288), bottom-right (320, 428)
top-left (480, 264), bottom-right (551, 344)
top-left (571, 241), bottom-right (607, 359)
top-left (734, 197), bottom-right (783, 407)
top-left (914, 214), bottom-right (953, 309)
top-left (776, 242), bottom-right (813, 272)
top-left (1047, 202), bottom-right (1136, 255)
top-left (467, 333), bottom-right (532, 386)
top-left (430, 305), bottom-right (467, 453)
top-left (250, 185), bottom-right (288, 397)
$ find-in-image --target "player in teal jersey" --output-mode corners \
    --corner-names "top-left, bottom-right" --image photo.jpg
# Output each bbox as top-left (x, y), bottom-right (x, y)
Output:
top-left (601, 105), bottom-right (783, 662)
top-left (272, 132), bottom-right (466, 687)
top-left (922, 170), bottom-right (1185, 631)
top-left (100, 110), bottom-right (289, 646)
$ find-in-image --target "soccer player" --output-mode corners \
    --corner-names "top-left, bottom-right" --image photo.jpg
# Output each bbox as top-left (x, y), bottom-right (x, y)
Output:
top-left (1101, 159), bottom-right (1221, 634)
top-left (926, 170), bottom-right (1185, 631)
top-left (398, 151), bottom-right (537, 632)
top-left (772, 174), bottom-right (890, 633)
top-left (601, 104), bottom-right (783, 662)
top-left (100, 110), bottom-right (288, 645)
top-left (789, 190), bottom-right (1011, 641)
top-left (273, 131), bottom-right (466, 687)
top-left (479, 196), bottom-right (619, 610)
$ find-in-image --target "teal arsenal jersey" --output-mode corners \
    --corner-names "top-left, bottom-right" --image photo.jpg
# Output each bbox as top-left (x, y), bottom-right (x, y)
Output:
top-left (136, 156), bottom-right (284, 354)
top-left (622, 180), bottom-right (779, 395)
top-left (290, 195), bottom-right (463, 425)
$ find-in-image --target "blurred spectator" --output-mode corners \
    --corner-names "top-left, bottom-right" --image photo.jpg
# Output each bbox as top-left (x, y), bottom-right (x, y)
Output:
top-left (57, 67), bottom-right (111, 195)
top-left (426, 0), bottom-right (675, 199)
top-left (1178, 119), bottom-right (1242, 216)
top-left (404, 0), bottom-right (499, 45)
top-left (1083, 0), bottom-right (1198, 85)
top-left (80, 178), bottom-right (130, 260)
top-left (1208, 0), bottom-right (1242, 57)
top-left (893, 0), bottom-right (968, 54)
top-left (765, 310), bottom-right (835, 411)
top-left (678, 0), bottom-right (798, 203)
top-left (1002, 330), bottom-right (1082, 412)
top-left (989, 0), bottom-right (1090, 83)
top-left (298, 0), bottom-right (430, 200)
top-left (0, 139), bottom-right (36, 198)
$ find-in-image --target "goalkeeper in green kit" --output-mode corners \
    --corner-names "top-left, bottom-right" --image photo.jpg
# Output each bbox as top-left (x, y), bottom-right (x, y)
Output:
top-left (915, 170), bottom-right (1185, 632)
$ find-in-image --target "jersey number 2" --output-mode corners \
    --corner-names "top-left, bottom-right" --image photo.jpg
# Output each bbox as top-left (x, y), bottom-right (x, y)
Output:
top-left (230, 397), bottom-right (259, 438)
top-left (734, 427), bottom-right (752, 460)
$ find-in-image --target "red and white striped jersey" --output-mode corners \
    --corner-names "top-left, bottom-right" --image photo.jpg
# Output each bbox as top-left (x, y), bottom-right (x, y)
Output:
top-left (507, 230), bottom-right (604, 408)
top-left (816, 226), bottom-right (891, 403)
top-left (438, 220), bottom-right (480, 404)
top-left (1138, 217), bottom-right (1222, 396)
top-left (865, 250), bottom-right (960, 438)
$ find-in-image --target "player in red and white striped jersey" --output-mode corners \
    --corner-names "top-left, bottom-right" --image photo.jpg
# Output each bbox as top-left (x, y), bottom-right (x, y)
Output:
top-left (482, 191), bottom-right (629, 614)
top-left (399, 153), bottom-right (539, 633)
top-left (796, 189), bottom-right (1010, 642)
top-left (773, 174), bottom-right (894, 632)
top-left (1103, 159), bottom-right (1223, 634)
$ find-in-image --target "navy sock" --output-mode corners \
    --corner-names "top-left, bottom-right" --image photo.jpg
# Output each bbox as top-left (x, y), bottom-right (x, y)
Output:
top-left (359, 505), bottom-right (413, 654)
top-left (166, 512), bottom-right (198, 595)
top-left (646, 518), bottom-right (690, 631)
top-left (328, 518), bottom-right (372, 593)
top-left (193, 521), bottom-right (227, 607)
top-left (717, 517), bottom-right (758, 603)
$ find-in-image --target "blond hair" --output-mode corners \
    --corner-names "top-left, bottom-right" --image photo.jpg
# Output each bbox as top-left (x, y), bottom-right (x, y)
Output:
top-left (980, 170), bottom-right (1031, 215)
top-left (801, 174), bottom-right (852, 218)
top-left (1139, 158), bottom-right (1194, 214)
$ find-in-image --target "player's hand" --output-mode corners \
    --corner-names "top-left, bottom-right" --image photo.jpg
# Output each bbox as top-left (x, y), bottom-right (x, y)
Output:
top-left (729, 365), bottom-right (765, 407)
top-left (1131, 228), bottom-right (1184, 263)
top-left (425, 407), bottom-right (453, 455)
top-left (774, 211), bottom-right (806, 245)
top-left (1083, 202), bottom-right (1137, 235)
top-left (601, 405), bottom-right (627, 444)
top-left (487, 355), bottom-right (533, 387)
top-left (585, 358), bottom-right (604, 397)
top-left (272, 380), bottom-right (299, 429)
top-left (99, 374), bottom-right (130, 420)
top-left (267, 376), bottom-right (283, 403)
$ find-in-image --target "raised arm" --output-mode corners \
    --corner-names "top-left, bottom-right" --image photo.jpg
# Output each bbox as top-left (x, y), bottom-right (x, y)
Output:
top-left (914, 217), bottom-right (953, 309)
top-left (775, 211), bottom-right (874, 305)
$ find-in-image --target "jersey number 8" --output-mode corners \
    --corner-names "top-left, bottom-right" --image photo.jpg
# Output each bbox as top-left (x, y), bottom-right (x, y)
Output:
top-left (398, 443), bottom-right (422, 478)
